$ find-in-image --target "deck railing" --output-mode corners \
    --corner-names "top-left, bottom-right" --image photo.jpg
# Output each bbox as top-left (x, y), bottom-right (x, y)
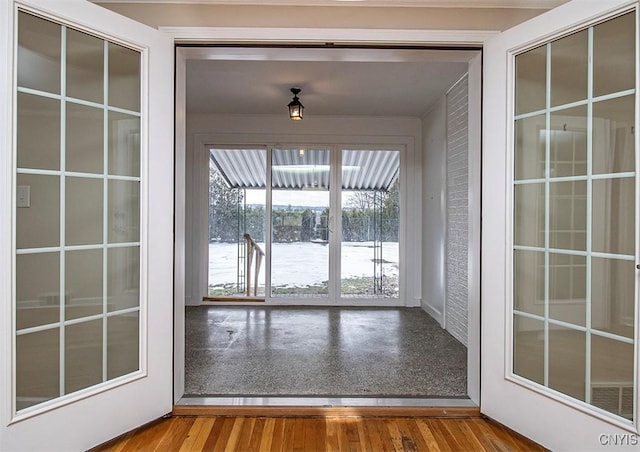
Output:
top-left (243, 233), bottom-right (264, 296)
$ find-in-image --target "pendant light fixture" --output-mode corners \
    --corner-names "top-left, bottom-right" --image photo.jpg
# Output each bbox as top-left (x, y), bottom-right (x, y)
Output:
top-left (287, 87), bottom-right (304, 121)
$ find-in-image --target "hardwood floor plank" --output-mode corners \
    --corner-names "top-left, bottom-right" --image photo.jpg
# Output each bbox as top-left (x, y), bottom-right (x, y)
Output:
top-left (384, 418), bottom-right (406, 452)
top-left (154, 417), bottom-right (196, 452)
top-left (291, 418), bottom-right (306, 452)
top-left (325, 417), bottom-right (341, 452)
top-left (347, 418), bottom-right (364, 452)
top-left (178, 417), bottom-right (215, 452)
top-left (269, 418), bottom-right (286, 452)
top-left (94, 414), bottom-right (547, 452)
top-left (355, 418), bottom-right (372, 452)
top-left (248, 417), bottom-right (266, 451)
top-left (400, 419), bottom-right (429, 452)
top-left (415, 419), bottom-right (442, 452)
top-left (209, 417), bottom-right (237, 452)
top-left (302, 417), bottom-right (324, 452)
top-left (281, 417), bottom-right (296, 451)
top-left (235, 417), bottom-right (256, 451)
top-left (224, 417), bottom-right (246, 451)
top-left (423, 420), bottom-right (454, 452)
top-left (258, 418), bottom-right (276, 452)
top-left (361, 418), bottom-right (386, 452)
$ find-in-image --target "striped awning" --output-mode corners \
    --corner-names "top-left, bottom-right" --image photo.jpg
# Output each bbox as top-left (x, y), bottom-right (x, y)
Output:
top-left (210, 148), bottom-right (399, 191)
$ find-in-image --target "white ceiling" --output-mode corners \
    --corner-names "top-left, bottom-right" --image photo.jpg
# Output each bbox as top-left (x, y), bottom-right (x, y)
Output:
top-left (186, 47), bottom-right (476, 117)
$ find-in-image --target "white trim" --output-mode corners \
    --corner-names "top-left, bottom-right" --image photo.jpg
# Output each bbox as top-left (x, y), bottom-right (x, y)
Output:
top-left (162, 27), bottom-right (497, 45)
top-left (173, 45), bottom-right (186, 404)
top-left (174, 28), bottom-right (483, 420)
top-left (466, 52), bottom-right (482, 407)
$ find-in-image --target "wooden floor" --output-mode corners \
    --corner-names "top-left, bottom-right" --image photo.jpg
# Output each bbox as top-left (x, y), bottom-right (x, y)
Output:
top-left (92, 415), bottom-right (545, 451)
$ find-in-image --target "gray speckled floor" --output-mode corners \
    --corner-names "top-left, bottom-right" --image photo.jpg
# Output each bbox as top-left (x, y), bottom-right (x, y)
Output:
top-left (185, 306), bottom-right (466, 397)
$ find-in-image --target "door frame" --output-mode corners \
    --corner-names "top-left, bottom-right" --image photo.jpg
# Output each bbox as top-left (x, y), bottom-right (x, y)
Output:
top-left (198, 139), bottom-right (410, 307)
top-left (170, 28), bottom-right (486, 405)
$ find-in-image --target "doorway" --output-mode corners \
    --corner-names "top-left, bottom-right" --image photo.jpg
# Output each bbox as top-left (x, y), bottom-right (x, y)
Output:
top-left (175, 44), bottom-right (482, 404)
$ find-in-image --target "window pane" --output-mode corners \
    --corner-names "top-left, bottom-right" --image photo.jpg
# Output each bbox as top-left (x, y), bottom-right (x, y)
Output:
top-left (66, 177), bottom-right (103, 246)
top-left (16, 174), bottom-right (60, 249)
top-left (514, 114), bottom-right (545, 180)
top-left (108, 43), bottom-right (140, 112)
top-left (271, 148), bottom-right (330, 297)
top-left (16, 252), bottom-right (59, 330)
top-left (208, 149), bottom-right (266, 297)
top-left (513, 315), bottom-right (544, 386)
top-left (66, 249), bottom-right (103, 321)
top-left (109, 112), bottom-right (140, 177)
top-left (592, 95), bottom-right (635, 175)
top-left (549, 326), bottom-right (585, 401)
top-left (549, 106), bottom-right (587, 177)
top-left (515, 45), bottom-right (547, 115)
top-left (593, 12), bottom-right (636, 98)
top-left (591, 258), bottom-right (635, 340)
top-left (108, 180), bottom-right (140, 243)
top-left (513, 250), bottom-right (544, 317)
top-left (514, 183), bottom-right (545, 247)
top-left (66, 319), bottom-right (103, 393)
top-left (341, 150), bottom-right (399, 298)
top-left (16, 328), bottom-right (60, 411)
top-left (17, 93), bottom-right (60, 171)
top-left (550, 30), bottom-right (588, 107)
top-left (592, 178), bottom-right (634, 256)
top-left (66, 29), bottom-right (103, 104)
top-left (66, 103), bottom-right (103, 174)
top-left (107, 312), bottom-right (139, 379)
top-left (17, 12), bottom-right (60, 94)
top-left (549, 180), bottom-right (586, 251)
top-left (549, 253), bottom-right (586, 326)
top-left (107, 246), bottom-right (140, 312)
top-left (591, 335), bottom-right (634, 420)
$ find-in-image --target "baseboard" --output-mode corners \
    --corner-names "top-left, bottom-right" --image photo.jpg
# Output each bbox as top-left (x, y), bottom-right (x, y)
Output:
top-left (421, 301), bottom-right (443, 326)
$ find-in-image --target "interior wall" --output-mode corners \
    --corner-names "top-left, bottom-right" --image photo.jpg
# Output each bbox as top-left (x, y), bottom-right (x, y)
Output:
top-left (95, 3), bottom-right (551, 31)
top-left (420, 98), bottom-right (447, 324)
top-left (445, 74), bottom-right (469, 346)
top-left (185, 113), bottom-right (422, 306)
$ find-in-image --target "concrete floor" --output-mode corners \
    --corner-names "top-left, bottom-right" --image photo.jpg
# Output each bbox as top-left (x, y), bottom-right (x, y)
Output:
top-left (185, 306), bottom-right (467, 397)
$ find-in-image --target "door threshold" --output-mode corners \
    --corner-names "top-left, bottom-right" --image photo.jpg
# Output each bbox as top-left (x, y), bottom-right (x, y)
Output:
top-left (173, 396), bottom-right (478, 417)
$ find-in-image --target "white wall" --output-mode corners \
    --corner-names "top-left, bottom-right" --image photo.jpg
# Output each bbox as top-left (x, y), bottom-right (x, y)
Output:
top-left (421, 98), bottom-right (447, 325)
top-left (445, 75), bottom-right (469, 346)
top-left (185, 113), bottom-right (422, 306)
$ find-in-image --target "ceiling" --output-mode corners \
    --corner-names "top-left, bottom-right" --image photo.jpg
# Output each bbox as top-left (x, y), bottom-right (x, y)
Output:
top-left (186, 47), bottom-right (476, 117)
top-left (96, 0), bottom-right (566, 8)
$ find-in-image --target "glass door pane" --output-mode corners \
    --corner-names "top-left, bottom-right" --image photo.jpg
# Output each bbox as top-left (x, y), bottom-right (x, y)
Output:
top-left (207, 148), bottom-right (266, 298)
top-left (512, 11), bottom-right (636, 422)
top-left (341, 149), bottom-right (400, 298)
top-left (14, 11), bottom-right (141, 412)
top-left (271, 148), bottom-right (330, 297)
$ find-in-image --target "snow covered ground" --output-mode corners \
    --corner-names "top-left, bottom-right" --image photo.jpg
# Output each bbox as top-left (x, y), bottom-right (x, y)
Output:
top-left (209, 241), bottom-right (399, 288)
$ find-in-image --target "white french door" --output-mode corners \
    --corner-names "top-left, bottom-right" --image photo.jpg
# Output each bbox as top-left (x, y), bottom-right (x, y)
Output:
top-left (483, 0), bottom-right (639, 450)
top-left (0, 0), bottom-right (173, 450)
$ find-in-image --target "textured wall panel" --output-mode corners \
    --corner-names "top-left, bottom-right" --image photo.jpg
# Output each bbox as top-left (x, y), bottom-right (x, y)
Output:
top-left (445, 75), bottom-right (469, 346)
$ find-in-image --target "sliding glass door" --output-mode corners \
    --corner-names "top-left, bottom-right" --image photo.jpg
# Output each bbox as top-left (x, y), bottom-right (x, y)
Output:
top-left (206, 145), bottom-right (401, 303)
top-left (341, 149), bottom-right (400, 299)
top-left (271, 148), bottom-right (331, 298)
